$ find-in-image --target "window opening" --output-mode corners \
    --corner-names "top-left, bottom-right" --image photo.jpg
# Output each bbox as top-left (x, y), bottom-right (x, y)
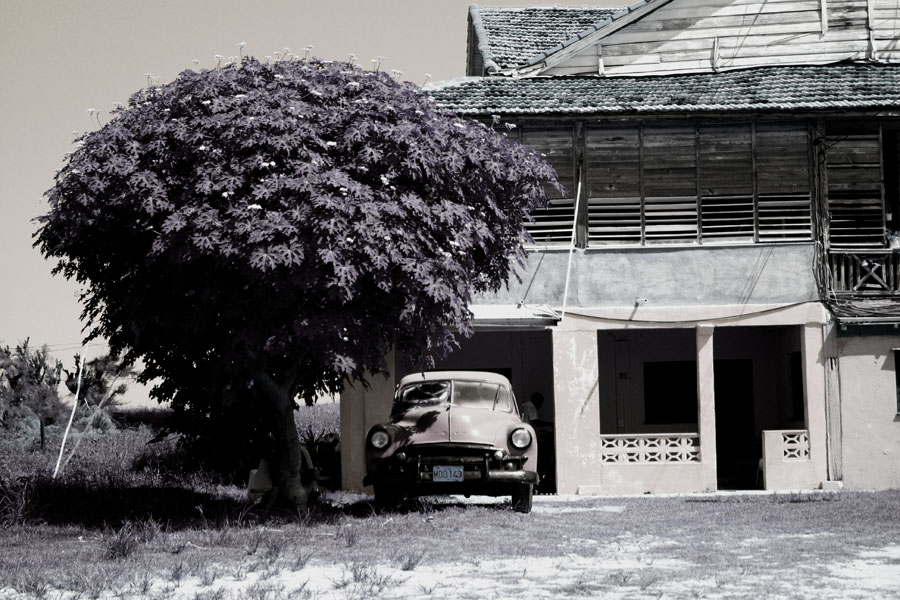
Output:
top-left (643, 361), bottom-right (698, 425)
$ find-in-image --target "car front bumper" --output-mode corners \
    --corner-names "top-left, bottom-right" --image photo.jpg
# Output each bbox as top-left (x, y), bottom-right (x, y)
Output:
top-left (364, 445), bottom-right (538, 494)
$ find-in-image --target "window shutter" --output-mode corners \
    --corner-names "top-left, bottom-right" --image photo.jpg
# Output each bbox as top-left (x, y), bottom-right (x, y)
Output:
top-left (698, 124), bottom-right (755, 243)
top-left (825, 127), bottom-right (884, 249)
top-left (585, 126), bottom-right (642, 245)
top-left (520, 125), bottom-right (577, 244)
top-left (642, 125), bottom-right (698, 244)
top-left (756, 123), bottom-right (813, 242)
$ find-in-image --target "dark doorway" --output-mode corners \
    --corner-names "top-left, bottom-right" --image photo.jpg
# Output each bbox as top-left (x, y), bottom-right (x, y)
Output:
top-left (714, 359), bottom-right (759, 489)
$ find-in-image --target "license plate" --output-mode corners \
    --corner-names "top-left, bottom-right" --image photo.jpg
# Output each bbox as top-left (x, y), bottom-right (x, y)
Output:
top-left (432, 465), bottom-right (463, 482)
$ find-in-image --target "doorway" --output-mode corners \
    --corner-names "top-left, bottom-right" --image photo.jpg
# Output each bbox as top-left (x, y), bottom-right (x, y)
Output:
top-left (714, 359), bottom-right (758, 489)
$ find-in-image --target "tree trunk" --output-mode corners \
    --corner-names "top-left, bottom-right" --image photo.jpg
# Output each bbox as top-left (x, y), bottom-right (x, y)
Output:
top-left (253, 371), bottom-right (317, 509)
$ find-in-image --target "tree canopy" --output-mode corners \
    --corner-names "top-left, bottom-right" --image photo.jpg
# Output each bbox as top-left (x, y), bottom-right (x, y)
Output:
top-left (35, 57), bottom-right (557, 504)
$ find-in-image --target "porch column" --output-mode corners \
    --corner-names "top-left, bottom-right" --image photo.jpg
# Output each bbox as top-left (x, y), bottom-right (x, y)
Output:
top-left (551, 329), bottom-right (602, 494)
top-left (802, 323), bottom-right (829, 485)
top-left (696, 325), bottom-right (717, 491)
top-left (340, 351), bottom-right (395, 493)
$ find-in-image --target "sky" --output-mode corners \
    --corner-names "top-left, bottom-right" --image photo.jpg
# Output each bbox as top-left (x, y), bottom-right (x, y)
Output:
top-left (0, 0), bottom-right (617, 383)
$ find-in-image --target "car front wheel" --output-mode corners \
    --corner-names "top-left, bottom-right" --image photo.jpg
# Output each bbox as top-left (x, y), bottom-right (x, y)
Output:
top-left (511, 483), bottom-right (533, 514)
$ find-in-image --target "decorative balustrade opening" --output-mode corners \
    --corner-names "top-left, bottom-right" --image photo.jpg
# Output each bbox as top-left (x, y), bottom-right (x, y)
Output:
top-left (599, 433), bottom-right (700, 464)
top-left (781, 430), bottom-right (810, 461)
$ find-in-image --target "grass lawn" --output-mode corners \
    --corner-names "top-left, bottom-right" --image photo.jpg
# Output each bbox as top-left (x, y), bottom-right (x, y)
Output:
top-left (1, 408), bottom-right (899, 599)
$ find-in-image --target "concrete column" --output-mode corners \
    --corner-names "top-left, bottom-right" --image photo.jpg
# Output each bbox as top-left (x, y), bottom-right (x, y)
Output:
top-left (802, 323), bottom-right (829, 484)
top-left (551, 329), bottom-right (602, 494)
top-left (696, 325), bottom-right (717, 491)
top-left (340, 352), bottom-right (395, 493)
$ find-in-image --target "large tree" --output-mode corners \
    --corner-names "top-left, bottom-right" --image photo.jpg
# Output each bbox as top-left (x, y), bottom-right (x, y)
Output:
top-left (35, 57), bottom-right (557, 507)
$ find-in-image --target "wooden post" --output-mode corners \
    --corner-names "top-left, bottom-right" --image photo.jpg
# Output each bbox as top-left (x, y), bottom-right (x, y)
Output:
top-left (820, 0), bottom-right (828, 35)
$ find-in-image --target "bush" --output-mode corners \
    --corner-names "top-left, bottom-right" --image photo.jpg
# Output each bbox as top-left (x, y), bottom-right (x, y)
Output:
top-left (0, 340), bottom-right (66, 436)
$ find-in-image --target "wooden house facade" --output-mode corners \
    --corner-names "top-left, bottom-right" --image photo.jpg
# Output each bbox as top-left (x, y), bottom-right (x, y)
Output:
top-left (340, 0), bottom-right (900, 495)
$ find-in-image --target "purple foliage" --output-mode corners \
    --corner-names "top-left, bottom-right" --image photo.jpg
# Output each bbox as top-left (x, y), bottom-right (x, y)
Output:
top-left (35, 58), bottom-right (557, 413)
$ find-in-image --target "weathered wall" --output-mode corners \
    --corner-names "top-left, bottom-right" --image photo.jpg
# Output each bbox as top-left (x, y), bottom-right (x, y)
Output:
top-left (838, 331), bottom-right (900, 489)
top-left (545, 0), bottom-right (892, 77)
top-left (340, 353), bottom-right (396, 493)
top-left (476, 244), bottom-right (818, 308)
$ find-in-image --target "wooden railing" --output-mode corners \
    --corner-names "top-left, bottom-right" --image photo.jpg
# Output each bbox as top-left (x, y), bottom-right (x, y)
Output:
top-left (827, 250), bottom-right (900, 296)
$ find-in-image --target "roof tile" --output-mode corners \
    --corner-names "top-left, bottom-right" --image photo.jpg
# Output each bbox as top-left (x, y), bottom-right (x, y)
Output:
top-left (426, 64), bottom-right (900, 115)
top-left (471, 5), bottom-right (626, 71)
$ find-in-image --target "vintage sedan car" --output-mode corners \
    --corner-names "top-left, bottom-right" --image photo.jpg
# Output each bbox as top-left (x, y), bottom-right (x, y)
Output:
top-left (363, 371), bottom-right (538, 513)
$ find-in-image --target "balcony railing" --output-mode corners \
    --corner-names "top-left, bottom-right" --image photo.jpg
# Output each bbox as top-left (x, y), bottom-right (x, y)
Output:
top-left (827, 250), bottom-right (900, 296)
top-left (599, 433), bottom-right (700, 464)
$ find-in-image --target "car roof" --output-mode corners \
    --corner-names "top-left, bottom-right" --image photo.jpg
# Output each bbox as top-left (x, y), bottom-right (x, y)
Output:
top-left (397, 370), bottom-right (512, 388)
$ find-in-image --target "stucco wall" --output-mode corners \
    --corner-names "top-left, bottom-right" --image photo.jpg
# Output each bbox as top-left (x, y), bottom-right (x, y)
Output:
top-left (838, 331), bottom-right (900, 489)
top-left (475, 244), bottom-right (818, 308)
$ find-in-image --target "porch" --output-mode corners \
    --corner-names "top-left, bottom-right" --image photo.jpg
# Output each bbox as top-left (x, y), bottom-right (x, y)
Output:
top-left (553, 318), bottom-right (831, 495)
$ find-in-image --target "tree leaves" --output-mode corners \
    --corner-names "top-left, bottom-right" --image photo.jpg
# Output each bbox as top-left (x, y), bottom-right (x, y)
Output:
top-left (34, 56), bottom-right (557, 438)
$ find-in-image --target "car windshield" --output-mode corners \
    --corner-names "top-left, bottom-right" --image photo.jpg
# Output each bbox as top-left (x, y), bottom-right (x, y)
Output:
top-left (394, 379), bottom-right (512, 412)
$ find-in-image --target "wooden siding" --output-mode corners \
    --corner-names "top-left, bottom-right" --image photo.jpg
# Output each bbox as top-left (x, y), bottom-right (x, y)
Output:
top-left (542, 0), bottom-right (897, 77)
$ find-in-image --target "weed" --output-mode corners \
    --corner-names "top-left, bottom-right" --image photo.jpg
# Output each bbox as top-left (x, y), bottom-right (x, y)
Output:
top-left (331, 562), bottom-right (407, 597)
top-left (0, 477), bottom-right (33, 526)
top-left (607, 570), bottom-right (634, 586)
top-left (104, 521), bottom-right (141, 560)
top-left (129, 571), bottom-right (154, 596)
top-left (70, 566), bottom-right (112, 600)
top-left (287, 581), bottom-right (312, 600)
top-left (169, 560), bottom-right (187, 583)
top-left (339, 526), bottom-right (358, 548)
top-left (193, 588), bottom-right (226, 600)
top-left (639, 571), bottom-right (661, 590)
top-left (246, 582), bottom-right (286, 600)
top-left (245, 528), bottom-right (267, 555)
top-left (264, 536), bottom-right (286, 560)
top-left (199, 566), bottom-right (219, 586)
top-left (292, 549), bottom-right (312, 570)
top-left (417, 582), bottom-right (439, 595)
top-left (390, 548), bottom-right (426, 571)
top-left (558, 577), bottom-right (603, 596)
top-left (11, 571), bottom-right (51, 599)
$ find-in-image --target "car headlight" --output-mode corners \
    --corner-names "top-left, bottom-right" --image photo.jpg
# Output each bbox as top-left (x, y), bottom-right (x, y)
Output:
top-left (510, 427), bottom-right (532, 449)
top-left (369, 429), bottom-right (391, 450)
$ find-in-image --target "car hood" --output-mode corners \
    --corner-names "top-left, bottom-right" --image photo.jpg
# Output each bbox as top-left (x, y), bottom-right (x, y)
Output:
top-left (390, 405), bottom-right (523, 447)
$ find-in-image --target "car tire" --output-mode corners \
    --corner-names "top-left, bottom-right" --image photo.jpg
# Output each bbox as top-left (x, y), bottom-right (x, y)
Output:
top-left (511, 483), bottom-right (533, 514)
top-left (373, 483), bottom-right (403, 512)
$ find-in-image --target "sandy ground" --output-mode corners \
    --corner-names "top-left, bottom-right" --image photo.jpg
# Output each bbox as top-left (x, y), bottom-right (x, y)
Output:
top-left (3, 493), bottom-right (899, 599)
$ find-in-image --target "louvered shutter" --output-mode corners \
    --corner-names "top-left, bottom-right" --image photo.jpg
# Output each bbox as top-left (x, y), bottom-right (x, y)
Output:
top-left (642, 124), bottom-right (698, 244)
top-left (585, 126), bottom-right (642, 245)
top-left (520, 124), bottom-right (577, 245)
top-left (756, 123), bottom-right (813, 242)
top-left (698, 124), bottom-right (755, 243)
top-left (825, 125), bottom-right (884, 249)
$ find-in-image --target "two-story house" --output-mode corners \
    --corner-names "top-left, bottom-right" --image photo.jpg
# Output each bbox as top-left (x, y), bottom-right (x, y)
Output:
top-left (341, 0), bottom-right (900, 495)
